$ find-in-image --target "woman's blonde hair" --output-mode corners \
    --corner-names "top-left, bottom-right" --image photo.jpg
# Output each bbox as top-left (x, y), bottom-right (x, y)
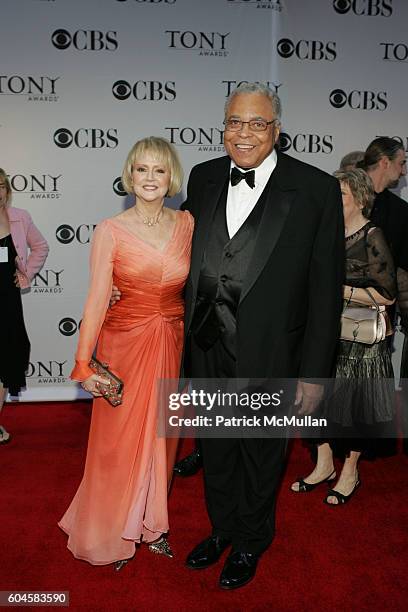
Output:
top-left (0, 168), bottom-right (12, 205)
top-left (121, 136), bottom-right (183, 197)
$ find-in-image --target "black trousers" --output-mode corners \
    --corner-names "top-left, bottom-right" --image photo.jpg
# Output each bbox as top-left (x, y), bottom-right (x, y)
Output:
top-left (190, 334), bottom-right (288, 555)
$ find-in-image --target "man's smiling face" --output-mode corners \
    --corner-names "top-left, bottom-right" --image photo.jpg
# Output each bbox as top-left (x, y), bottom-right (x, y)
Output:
top-left (223, 93), bottom-right (281, 169)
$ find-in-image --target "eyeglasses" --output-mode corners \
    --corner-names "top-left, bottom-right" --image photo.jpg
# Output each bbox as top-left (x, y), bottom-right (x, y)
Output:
top-left (223, 118), bottom-right (277, 132)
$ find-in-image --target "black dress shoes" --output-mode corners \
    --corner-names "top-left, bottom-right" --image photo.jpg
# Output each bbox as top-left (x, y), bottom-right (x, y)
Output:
top-left (173, 448), bottom-right (202, 477)
top-left (219, 551), bottom-right (259, 590)
top-left (185, 535), bottom-right (231, 570)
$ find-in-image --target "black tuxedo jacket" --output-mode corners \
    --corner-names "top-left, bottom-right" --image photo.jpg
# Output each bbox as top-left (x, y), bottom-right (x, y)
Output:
top-left (181, 151), bottom-right (344, 379)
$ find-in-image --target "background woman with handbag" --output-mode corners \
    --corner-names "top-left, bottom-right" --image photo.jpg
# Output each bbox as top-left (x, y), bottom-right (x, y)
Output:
top-left (0, 168), bottom-right (49, 444)
top-left (58, 137), bottom-right (193, 568)
top-left (291, 169), bottom-right (396, 504)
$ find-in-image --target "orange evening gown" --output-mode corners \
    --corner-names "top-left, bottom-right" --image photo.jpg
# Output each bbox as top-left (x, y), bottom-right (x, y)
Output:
top-left (58, 210), bottom-right (193, 565)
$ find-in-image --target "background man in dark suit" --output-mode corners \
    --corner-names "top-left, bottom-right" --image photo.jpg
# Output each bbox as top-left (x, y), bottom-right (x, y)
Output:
top-left (182, 83), bottom-right (344, 589)
top-left (360, 137), bottom-right (408, 272)
top-left (358, 137), bottom-right (408, 455)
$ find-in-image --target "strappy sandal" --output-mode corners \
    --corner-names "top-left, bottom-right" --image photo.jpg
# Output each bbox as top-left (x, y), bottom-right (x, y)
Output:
top-left (291, 469), bottom-right (336, 492)
top-left (324, 477), bottom-right (361, 505)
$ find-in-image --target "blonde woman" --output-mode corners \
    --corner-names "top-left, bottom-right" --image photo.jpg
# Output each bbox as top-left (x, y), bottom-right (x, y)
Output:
top-left (59, 137), bottom-right (193, 569)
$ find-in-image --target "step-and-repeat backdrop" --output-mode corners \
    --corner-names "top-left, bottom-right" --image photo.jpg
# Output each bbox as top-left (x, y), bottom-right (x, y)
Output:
top-left (1, 0), bottom-right (407, 401)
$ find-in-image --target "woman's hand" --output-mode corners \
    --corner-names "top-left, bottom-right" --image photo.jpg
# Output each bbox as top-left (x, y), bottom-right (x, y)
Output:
top-left (295, 381), bottom-right (324, 415)
top-left (14, 271), bottom-right (21, 288)
top-left (81, 374), bottom-right (111, 397)
top-left (109, 284), bottom-right (121, 308)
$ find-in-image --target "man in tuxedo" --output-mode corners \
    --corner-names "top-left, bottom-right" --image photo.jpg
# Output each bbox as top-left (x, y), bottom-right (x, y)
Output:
top-left (182, 83), bottom-right (344, 589)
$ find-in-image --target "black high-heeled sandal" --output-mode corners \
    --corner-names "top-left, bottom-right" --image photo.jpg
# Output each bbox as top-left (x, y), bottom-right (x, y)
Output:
top-left (324, 476), bottom-right (361, 505)
top-left (291, 469), bottom-right (336, 493)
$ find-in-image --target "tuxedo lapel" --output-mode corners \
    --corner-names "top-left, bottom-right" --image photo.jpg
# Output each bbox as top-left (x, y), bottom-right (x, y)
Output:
top-left (189, 160), bottom-right (230, 298)
top-left (239, 154), bottom-right (297, 304)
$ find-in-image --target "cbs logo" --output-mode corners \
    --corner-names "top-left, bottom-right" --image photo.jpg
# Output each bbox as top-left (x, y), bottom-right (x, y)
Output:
top-left (277, 38), bottom-right (336, 61)
top-left (329, 88), bottom-right (387, 110)
top-left (56, 224), bottom-right (97, 244)
top-left (59, 317), bottom-right (80, 337)
top-left (113, 177), bottom-right (127, 196)
top-left (112, 80), bottom-right (176, 101)
top-left (54, 128), bottom-right (118, 149)
top-left (51, 29), bottom-right (118, 51)
top-left (279, 132), bottom-right (333, 154)
top-left (332, 0), bottom-right (392, 16)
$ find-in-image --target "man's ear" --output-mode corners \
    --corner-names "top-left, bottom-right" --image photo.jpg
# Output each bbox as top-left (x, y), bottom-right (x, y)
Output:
top-left (273, 123), bottom-right (281, 144)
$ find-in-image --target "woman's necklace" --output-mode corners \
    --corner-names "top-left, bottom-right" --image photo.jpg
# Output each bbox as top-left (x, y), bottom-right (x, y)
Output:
top-left (134, 205), bottom-right (163, 227)
top-left (345, 217), bottom-right (369, 240)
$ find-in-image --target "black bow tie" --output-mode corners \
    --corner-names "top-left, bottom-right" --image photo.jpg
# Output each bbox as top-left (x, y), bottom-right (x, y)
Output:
top-left (230, 167), bottom-right (255, 189)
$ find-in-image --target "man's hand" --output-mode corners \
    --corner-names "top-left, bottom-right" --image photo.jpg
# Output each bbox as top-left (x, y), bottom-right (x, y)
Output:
top-left (294, 381), bottom-right (324, 415)
top-left (109, 284), bottom-right (121, 308)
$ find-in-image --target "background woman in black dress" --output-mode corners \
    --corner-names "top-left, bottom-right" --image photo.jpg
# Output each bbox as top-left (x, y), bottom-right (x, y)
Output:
top-left (0, 168), bottom-right (49, 443)
top-left (291, 169), bottom-right (396, 504)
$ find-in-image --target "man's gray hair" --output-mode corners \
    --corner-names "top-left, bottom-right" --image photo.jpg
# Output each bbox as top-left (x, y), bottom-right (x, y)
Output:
top-left (224, 82), bottom-right (282, 121)
top-left (339, 151), bottom-right (365, 171)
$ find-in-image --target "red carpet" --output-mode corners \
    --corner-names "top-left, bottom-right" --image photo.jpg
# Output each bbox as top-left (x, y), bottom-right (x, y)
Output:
top-left (0, 401), bottom-right (407, 611)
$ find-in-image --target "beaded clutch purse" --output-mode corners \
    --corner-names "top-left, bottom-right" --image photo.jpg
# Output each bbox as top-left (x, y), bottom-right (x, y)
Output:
top-left (88, 357), bottom-right (124, 406)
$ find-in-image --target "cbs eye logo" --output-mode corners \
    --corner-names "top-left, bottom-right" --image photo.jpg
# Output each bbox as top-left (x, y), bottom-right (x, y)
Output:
top-left (56, 224), bottom-right (75, 244)
top-left (54, 128), bottom-right (73, 148)
top-left (59, 317), bottom-right (79, 337)
top-left (52, 29), bottom-right (72, 50)
top-left (278, 132), bottom-right (292, 152)
top-left (329, 89), bottom-right (347, 108)
top-left (333, 0), bottom-right (351, 13)
top-left (277, 39), bottom-right (295, 58)
top-left (113, 177), bottom-right (127, 196)
top-left (112, 80), bottom-right (131, 100)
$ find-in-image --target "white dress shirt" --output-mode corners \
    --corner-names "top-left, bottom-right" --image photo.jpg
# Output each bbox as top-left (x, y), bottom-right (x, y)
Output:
top-left (226, 149), bottom-right (278, 238)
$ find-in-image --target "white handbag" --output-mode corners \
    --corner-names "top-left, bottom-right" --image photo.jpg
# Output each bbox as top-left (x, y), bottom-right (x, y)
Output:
top-left (340, 288), bottom-right (387, 345)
